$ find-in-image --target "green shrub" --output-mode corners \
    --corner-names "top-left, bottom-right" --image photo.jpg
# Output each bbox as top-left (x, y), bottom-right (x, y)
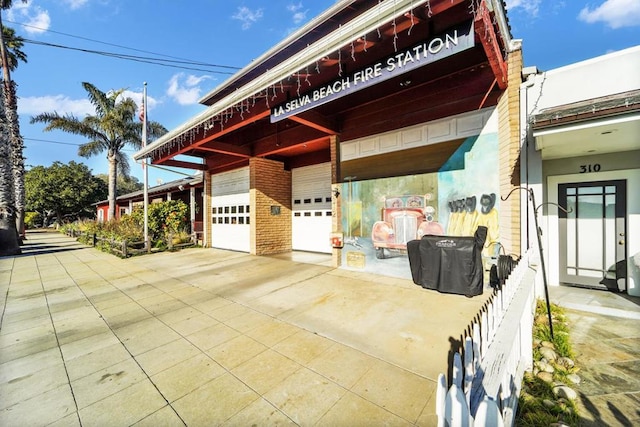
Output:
top-left (62, 200), bottom-right (190, 256)
top-left (130, 200), bottom-right (189, 242)
top-left (25, 212), bottom-right (42, 228)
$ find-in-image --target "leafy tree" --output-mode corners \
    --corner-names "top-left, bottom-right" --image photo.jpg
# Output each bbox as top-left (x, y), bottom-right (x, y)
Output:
top-left (95, 173), bottom-right (143, 196)
top-left (25, 162), bottom-right (108, 226)
top-left (0, 0), bottom-right (28, 255)
top-left (30, 82), bottom-right (167, 221)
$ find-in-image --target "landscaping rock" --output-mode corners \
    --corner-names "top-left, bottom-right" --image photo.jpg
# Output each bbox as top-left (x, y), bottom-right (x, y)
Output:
top-left (541, 340), bottom-right (556, 349)
top-left (553, 384), bottom-right (577, 400)
top-left (536, 371), bottom-right (553, 383)
top-left (566, 373), bottom-right (581, 385)
top-left (537, 360), bottom-right (555, 373)
top-left (557, 356), bottom-right (575, 369)
top-left (539, 346), bottom-right (558, 361)
top-left (542, 399), bottom-right (556, 408)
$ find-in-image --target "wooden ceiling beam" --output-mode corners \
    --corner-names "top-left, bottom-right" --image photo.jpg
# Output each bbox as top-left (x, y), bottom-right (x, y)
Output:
top-left (430, 0), bottom-right (466, 15)
top-left (152, 109), bottom-right (269, 165)
top-left (207, 157), bottom-right (250, 175)
top-left (287, 110), bottom-right (339, 135)
top-left (157, 159), bottom-right (207, 170)
top-left (197, 141), bottom-right (251, 157)
top-left (474, 0), bottom-right (508, 89)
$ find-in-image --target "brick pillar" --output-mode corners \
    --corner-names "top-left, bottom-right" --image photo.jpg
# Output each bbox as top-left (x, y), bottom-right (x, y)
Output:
top-left (330, 135), bottom-right (342, 267)
top-left (250, 157), bottom-right (292, 255)
top-left (203, 170), bottom-right (212, 248)
top-left (497, 41), bottom-right (523, 256)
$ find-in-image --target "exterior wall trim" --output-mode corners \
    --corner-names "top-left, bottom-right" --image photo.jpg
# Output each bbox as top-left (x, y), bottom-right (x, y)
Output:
top-left (340, 108), bottom-right (495, 162)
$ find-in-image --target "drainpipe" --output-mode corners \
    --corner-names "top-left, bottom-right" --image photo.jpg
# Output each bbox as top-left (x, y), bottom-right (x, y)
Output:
top-left (519, 67), bottom-right (541, 251)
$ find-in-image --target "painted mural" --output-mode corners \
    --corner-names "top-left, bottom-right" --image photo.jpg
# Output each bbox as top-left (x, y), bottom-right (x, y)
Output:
top-left (340, 129), bottom-right (500, 279)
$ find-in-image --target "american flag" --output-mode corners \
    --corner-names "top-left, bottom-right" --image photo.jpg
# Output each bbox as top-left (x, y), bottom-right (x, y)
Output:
top-left (138, 99), bottom-right (145, 123)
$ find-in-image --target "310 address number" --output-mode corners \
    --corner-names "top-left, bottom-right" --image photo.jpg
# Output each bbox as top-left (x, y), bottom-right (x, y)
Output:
top-left (580, 164), bottom-right (601, 173)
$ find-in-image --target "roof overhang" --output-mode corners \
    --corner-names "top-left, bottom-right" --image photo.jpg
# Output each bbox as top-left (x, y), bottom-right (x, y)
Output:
top-left (134, 0), bottom-right (512, 175)
top-left (532, 89), bottom-right (640, 159)
top-left (135, 0), bottom-right (433, 161)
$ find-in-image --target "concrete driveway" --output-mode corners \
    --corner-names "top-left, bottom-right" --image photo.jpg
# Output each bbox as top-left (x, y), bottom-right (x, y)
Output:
top-left (1, 231), bottom-right (492, 426)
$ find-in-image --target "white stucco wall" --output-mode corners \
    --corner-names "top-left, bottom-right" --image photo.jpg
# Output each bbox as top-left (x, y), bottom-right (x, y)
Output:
top-left (525, 45), bottom-right (640, 113)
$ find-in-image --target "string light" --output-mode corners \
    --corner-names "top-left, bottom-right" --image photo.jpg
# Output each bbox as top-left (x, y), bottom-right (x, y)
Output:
top-left (408, 0), bottom-right (415, 35)
top-left (338, 24), bottom-right (343, 76)
top-left (391, 0), bottom-right (399, 52)
top-left (377, 0), bottom-right (382, 38)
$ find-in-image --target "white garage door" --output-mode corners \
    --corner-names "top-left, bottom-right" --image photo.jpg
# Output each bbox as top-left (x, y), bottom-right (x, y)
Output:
top-left (211, 168), bottom-right (250, 252)
top-left (292, 163), bottom-right (332, 253)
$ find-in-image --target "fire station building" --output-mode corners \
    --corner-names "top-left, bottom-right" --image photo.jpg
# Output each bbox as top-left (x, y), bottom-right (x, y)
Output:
top-left (134, 0), bottom-right (523, 280)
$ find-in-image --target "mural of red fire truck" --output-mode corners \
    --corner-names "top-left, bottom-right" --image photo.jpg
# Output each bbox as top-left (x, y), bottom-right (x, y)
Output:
top-left (371, 194), bottom-right (444, 259)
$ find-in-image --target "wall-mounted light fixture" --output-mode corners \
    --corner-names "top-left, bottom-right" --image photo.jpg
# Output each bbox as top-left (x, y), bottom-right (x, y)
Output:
top-left (333, 188), bottom-right (340, 198)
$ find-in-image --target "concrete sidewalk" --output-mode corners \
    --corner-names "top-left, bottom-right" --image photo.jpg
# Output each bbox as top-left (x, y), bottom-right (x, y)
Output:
top-left (1, 231), bottom-right (493, 426)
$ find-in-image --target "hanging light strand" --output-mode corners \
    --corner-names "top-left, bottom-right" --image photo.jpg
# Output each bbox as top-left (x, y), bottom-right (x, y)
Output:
top-left (408, 0), bottom-right (415, 35)
top-left (377, 0), bottom-right (382, 38)
top-left (392, 0), bottom-right (399, 52)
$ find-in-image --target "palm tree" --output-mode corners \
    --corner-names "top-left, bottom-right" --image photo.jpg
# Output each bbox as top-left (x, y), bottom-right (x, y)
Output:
top-left (0, 0), bottom-right (26, 256)
top-left (31, 82), bottom-right (167, 220)
top-left (3, 26), bottom-right (26, 241)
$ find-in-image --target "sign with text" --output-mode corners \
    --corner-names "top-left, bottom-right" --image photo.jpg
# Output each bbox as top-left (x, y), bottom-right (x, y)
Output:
top-left (270, 21), bottom-right (474, 123)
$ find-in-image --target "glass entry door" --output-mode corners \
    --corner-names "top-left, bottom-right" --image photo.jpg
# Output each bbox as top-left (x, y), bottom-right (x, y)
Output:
top-left (558, 180), bottom-right (627, 291)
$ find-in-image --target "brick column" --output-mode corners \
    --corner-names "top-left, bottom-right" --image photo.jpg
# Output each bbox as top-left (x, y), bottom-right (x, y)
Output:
top-left (330, 135), bottom-right (342, 267)
top-left (497, 41), bottom-right (523, 256)
top-left (203, 170), bottom-right (211, 248)
top-left (250, 157), bottom-right (292, 255)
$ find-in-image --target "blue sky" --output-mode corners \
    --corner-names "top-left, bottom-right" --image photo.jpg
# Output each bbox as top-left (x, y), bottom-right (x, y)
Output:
top-left (8, 0), bottom-right (640, 186)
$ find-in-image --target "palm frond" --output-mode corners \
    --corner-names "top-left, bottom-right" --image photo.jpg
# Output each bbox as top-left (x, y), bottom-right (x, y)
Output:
top-left (82, 82), bottom-right (113, 117)
top-left (30, 112), bottom-right (100, 140)
top-left (78, 140), bottom-right (106, 158)
top-left (1, 26), bottom-right (27, 71)
top-left (115, 151), bottom-right (131, 178)
top-left (147, 121), bottom-right (169, 140)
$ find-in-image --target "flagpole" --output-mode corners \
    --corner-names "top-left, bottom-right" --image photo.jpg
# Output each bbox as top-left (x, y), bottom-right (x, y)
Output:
top-left (142, 82), bottom-right (149, 252)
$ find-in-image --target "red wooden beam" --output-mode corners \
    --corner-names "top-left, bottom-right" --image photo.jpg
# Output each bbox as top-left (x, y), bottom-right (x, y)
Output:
top-left (197, 141), bottom-right (251, 157)
top-left (157, 159), bottom-right (207, 170)
top-left (288, 110), bottom-right (338, 135)
top-left (153, 109), bottom-right (270, 164)
top-left (474, 0), bottom-right (508, 89)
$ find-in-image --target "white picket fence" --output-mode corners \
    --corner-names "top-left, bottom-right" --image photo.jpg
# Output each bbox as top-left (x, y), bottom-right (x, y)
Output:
top-left (436, 249), bottom-right (538, 426)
